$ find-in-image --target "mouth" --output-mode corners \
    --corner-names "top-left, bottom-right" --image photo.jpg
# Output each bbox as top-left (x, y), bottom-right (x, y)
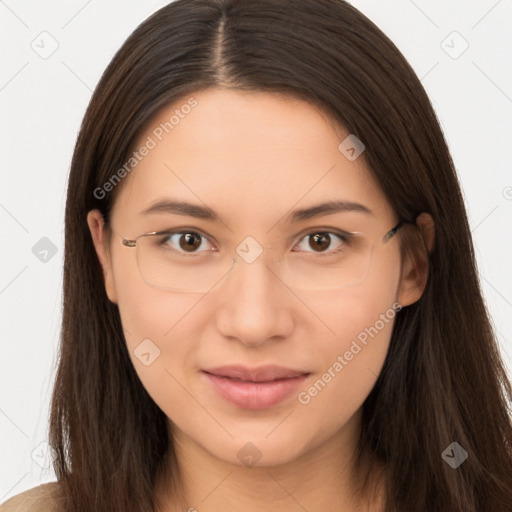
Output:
top-left (202, 365), bottom-right (311, 410)
top-left (202, 364), bottom-right (310, 382)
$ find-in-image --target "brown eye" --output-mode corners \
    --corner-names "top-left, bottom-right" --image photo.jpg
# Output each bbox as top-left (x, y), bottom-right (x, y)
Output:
top-left (295, 231), bottom-right (348, 256)
top-left (179, 233), bottom-right (202, 252)
top-left (159, 232), bottom-right (213, 253)
top-left (308, 232), bottom-right (332, 252)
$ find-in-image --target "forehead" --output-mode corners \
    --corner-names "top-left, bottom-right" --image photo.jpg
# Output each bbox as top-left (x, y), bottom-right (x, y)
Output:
top-left (111, 88), bottom-right (392, 228)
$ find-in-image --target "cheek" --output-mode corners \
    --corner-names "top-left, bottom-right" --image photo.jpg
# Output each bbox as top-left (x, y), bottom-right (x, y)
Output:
top-left (301, 249), bottom-right (400, 349)
top-left (292, 299), bottom-right (398, 449)
top-left (302, 286), bottom-right (398, 389)
top-left (117, 289), bottom-right (208, 421)
top-left (111, 245), bottom-right (203, 344)
top-left (295, 254), bottom-right (400, 418)
top-left (111, 253), bottom-right (206, 406)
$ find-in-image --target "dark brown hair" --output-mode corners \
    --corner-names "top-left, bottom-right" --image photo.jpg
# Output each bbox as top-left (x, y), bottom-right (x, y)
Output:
top-left (49, 0), bottom-right (512, 510)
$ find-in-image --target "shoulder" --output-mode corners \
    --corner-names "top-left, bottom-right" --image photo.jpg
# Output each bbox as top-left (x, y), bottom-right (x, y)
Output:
top-left (0, 482), bottom-right (62, 512)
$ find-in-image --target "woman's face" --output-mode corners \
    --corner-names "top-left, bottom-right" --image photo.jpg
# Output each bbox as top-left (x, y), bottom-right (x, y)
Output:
top-left (88, 88), bottom-right (423, 468)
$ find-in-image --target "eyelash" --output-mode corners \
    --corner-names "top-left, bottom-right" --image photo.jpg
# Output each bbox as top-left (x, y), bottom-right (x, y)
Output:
top-left (153, 228), bottom-right (353, 258)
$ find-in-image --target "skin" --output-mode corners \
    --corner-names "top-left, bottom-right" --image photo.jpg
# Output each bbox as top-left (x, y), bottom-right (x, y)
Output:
top-left (87, 88), bottom-right (434, 512)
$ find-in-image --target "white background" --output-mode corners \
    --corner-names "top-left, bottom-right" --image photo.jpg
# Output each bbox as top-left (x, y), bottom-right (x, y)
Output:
top-left (1, 0), bottom-right (511, 501)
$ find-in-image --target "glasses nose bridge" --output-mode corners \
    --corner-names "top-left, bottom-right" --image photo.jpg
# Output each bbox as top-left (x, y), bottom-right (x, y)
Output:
top-left (224, 234), bottom-right (285, 285)
top-left (233, 233), bottom-right (282, 265)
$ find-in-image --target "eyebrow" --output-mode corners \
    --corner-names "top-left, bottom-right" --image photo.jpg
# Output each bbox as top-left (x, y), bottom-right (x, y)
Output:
top-left (140, 199), bottom-right (374, 223)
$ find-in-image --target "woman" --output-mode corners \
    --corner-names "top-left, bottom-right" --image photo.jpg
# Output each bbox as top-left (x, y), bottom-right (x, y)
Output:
top-left (3, 0), bottom-right (512, 511)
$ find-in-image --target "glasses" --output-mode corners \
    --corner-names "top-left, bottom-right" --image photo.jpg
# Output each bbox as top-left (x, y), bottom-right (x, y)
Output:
top-left (112, 220), bottom-right (404, 293)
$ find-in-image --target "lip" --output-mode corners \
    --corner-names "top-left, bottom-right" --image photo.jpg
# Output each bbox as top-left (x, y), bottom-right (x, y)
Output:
top-left (202, 365), bottom-right (310, 410)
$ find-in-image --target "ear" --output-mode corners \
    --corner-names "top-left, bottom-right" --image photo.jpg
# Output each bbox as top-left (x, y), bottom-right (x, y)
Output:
top-left (86, 209), bottom-right (118, 304)
top-left (397, 213), bottom-right (435, 307)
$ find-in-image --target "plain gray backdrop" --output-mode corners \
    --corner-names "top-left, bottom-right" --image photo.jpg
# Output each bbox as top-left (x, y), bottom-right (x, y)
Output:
top-left (1, 0), bottom-right (511, 501)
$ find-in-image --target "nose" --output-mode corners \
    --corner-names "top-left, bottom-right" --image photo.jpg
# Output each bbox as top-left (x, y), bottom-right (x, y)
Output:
top-left (213, 252), bottom-right (294, 347)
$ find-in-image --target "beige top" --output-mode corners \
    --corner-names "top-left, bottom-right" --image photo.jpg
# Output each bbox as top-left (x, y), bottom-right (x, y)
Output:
top-left (0, 482), bottom-right (61, 512)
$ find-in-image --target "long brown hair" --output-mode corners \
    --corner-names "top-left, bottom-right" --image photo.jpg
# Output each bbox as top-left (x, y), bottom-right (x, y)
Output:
top-left (49, 1), bottom-right (512, 510)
